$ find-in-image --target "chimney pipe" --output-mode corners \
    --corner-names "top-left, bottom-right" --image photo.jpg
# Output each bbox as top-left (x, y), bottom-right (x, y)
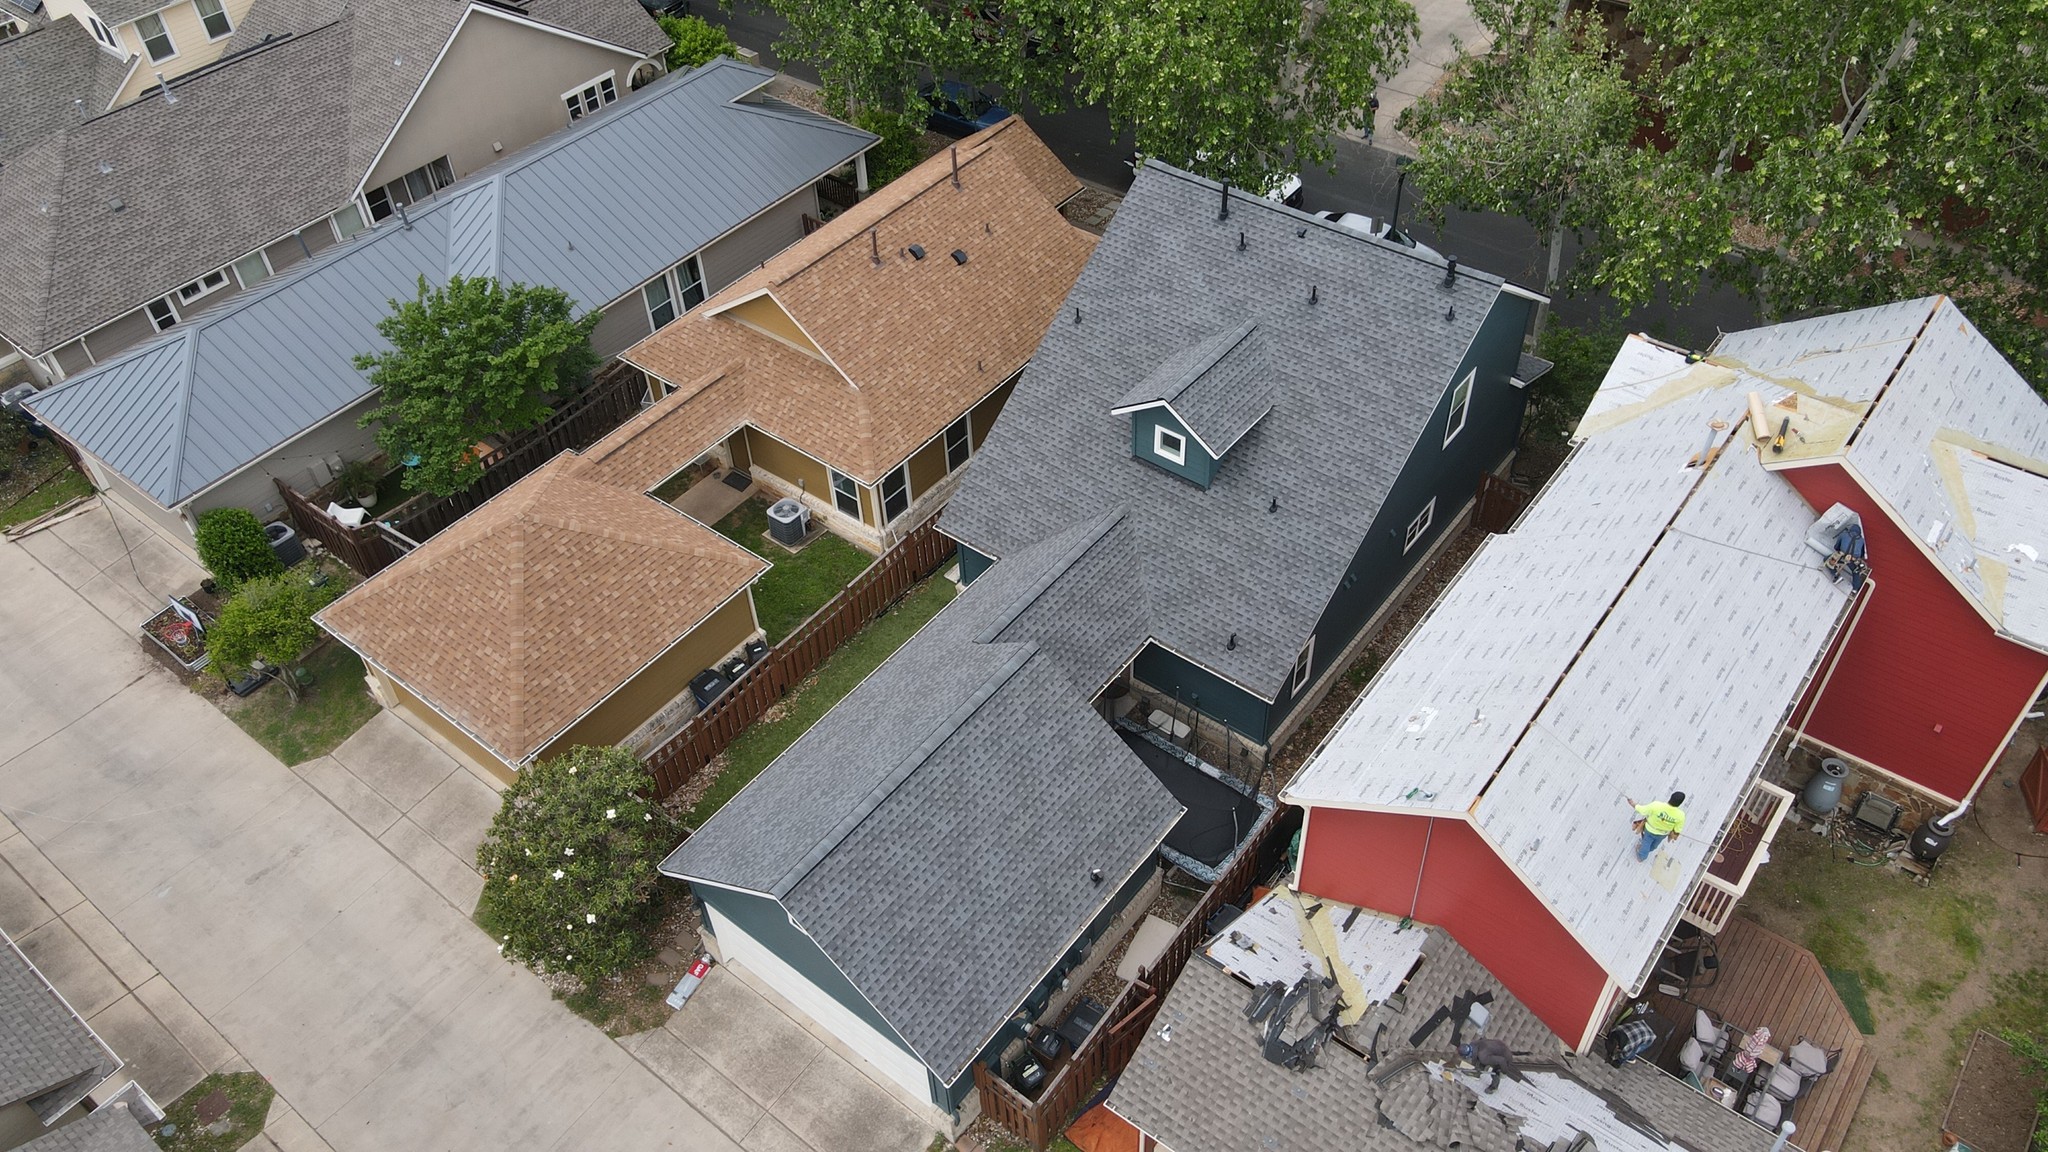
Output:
top-left (397, 202), bottom-right (412, 231)
top-left (870, 228), bottom-right (880, 266)
top-left (949, 145), bottom-right (960, 189)
top-left (1443, 256), bottom-right (1459, 289)
top-left (1218, 183), bottom-right (1230, 221)
top-left (153, 73), bottom-right (176, 105)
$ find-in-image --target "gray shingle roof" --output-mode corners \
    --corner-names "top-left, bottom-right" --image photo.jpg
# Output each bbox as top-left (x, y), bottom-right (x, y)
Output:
top-left (1110, 952), bottom-right (1781, 1152)
top-left (1112, 320), bottom-right (1274, 457)
top-left (0, 0), bottom-right (666, 355)
top-left (666, 511), bottom-right (1183, 1084)
top-left (27, 60), bottom-right (874, 507)
top-left (19, 1105), bottom-right (158, 1152)
top-left (942, 163), bottom-right (1503, 698)
top-left (0, 17), bottom-right (128, 164)
top-left (1, 932), bottom-right (118, 1120)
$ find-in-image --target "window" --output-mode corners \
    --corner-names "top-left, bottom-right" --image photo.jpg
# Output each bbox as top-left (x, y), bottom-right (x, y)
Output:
top-left (0, 19), bottom-right (20, 42)
top-left (88, 16), bottom-right (120, 49)
top-left (1443, 369), bottom-right (1474, 447)
top-left (1403, 497), bottom-right (1436, 554)
top-left (195, 0), bottom-right (232, 39)
top-left (944, 416), bottom-right (971, 471)
top-left (829, 469), bottom-right (862, 519)
top-left (674, 256), bottom-right (705, 312)
top-left (175, 269), bottom-right (228, 304)
top-left (643, 275), bottom-right (676, 330)
top-left (364, 157), bottom-right (454, 222)
top-left (231, 251), bottom-right (270, 289)
top-left (1153, 423), bottom-right (1186, 465)
top-left (643, 257), bottom-right (705, 330)
top-left (880, 464), bottom-right (910, 523)
top-left (136, 13), bottom-right (175, 62)
top-left (145, 298), bottom-right (178, 332)
top-left (562, 72), bottom-right (619, 121)
top-left (331, 203), bottom-right (367, 240)
top-left (1291, 637), bottom-right (1315, 694)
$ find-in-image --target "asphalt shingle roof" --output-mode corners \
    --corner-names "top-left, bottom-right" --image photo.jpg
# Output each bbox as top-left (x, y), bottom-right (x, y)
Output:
top-left (0, 17), bottom-right (128, 164)
top-left (941, 163), bottom-right (1503, 698)
top-left (1, 932), bottom-right (118, 1121)
top-left (19, 1105), bottom-right (158, 1152)
top-left (1112, 320), bottom-right (1275, 458)
top-left (26, 60), bottom-right (874, 507)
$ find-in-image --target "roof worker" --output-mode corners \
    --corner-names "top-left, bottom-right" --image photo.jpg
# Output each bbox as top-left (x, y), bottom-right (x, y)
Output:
top-left (1458, 1038), bottom-right (1518, 1093)
top-left (1627, 791), bottom-right (1687, 862)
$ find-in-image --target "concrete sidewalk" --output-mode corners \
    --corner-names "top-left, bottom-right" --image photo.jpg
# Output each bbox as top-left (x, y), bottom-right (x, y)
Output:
top-left (1366, 0), bottom-right (1492, 155)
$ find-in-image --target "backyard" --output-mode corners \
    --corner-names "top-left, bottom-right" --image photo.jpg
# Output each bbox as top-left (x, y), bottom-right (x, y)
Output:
top-left (713, 495), bottom-right (875, 641)
top-left (214, 641), bottom-right (382, 765)
top-left (0, 437), bottom-right (93, 531)
top-left (1737, 721), bottom-right (2048, 1150)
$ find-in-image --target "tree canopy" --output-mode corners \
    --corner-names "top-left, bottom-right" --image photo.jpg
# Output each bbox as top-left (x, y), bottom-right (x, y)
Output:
top-left (356, 276), bottom-right (599, 498)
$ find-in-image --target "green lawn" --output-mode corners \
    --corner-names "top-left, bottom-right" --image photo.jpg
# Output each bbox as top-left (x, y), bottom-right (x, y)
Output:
top-left (685, 572), bottom-right (956, 825)
top-left (220, 642), bottom-right (381, 765)
top-left (0, 459), bottom-right (93, 530)
top-left (151, 1071), bottom-right (273, 1152)
top-left (713, 497), bottom-right (874, 642)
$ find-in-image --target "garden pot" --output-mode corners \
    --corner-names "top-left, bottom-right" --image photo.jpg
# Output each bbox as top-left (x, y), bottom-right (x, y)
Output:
top-left (354, 490), bottom-right (377, 509)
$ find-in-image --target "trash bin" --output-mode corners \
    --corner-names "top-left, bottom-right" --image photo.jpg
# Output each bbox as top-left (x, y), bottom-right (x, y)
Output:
top-left (766, 498), bottom-right (810, 546)
top-left (264, 521), bottom-right (305, 568)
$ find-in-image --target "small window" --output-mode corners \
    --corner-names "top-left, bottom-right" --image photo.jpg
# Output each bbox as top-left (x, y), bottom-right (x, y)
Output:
top-left (1444, 369), bottom-right (1475, 447)
top-left (1403, 497), bottom-right (1436, 554)
top-left (365, 185), bottom-right (394, 223)
top-left (88, 16), bottom-right (119, 48)
top-left (145, 298), bottom-right (178, 332)
top-left (563, 71), bottom-right (619, 121)
top-left (1154, 424), bottom-right (1186, 466)
top-left (880, 465), bottom-right (910, 523)
top-left (944, 416), bottom-right (971, 471)
top-left (1291, 637), bottom-right (1314, 694)
top-left (332, 203), bottom-right (367, 240)
top-left (195, 0), bottom-right (233, 40)
top-left (675, 256), bottom-right (705, 313)
top-left (0, 19), bottom-right (21, 41)
top-left (829, 469), bottom-right (862, 519)
top-left (231, 251), bottom-right (270, 289)
top-left (644, 275), bottom-right (677, 330)
top-left (175, 269), bottom-right (227, 304)
top-left (136, 13), bottom-right (175, 62)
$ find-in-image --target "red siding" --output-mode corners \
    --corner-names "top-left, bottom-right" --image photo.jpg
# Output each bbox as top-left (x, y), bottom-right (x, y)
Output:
top-left (1782, 463), bottom-right (2048, 801)
top-left (1298, 807), bottom-right (1611, 1046)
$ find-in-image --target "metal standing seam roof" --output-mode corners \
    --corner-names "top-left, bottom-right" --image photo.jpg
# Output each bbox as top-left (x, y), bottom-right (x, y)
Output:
top-left (1284, 337), bottom-right (1853, 993)
top-left (26, 59), bottom-right (875, 507)
top-left (1, 930), bottom-right (119, 1121)
top-left (940, 163), bottom-right (1511, 700)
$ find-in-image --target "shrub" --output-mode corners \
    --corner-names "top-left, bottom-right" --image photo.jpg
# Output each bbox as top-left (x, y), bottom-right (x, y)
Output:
top-left (475, 746), bottom-right (684, 985)
top-left (658, 12), bottom-right (738, 72)
top-left (206, 571), bottom-right (341, 698)
top-left (1526, 319), bottom-right (1628, 446)
top-left (853, 108), bottom-right (926, 188)
top-left (194, 508), bottom-right (283, 591)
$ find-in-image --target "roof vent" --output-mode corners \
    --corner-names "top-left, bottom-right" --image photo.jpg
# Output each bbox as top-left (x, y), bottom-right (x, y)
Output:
top-left (152, 73), bottom-right (174, 104)
top-left (1218, 183), bottom-right (1230, 221)
top-left (1443, 256), bottom-right (1459, 289)
top-left (96, 160), bottom-right (113, 175)
top-left (951, 249), bottom-right (968, 265)
top-left (1089, 868), bottom-right (1104, 884)
top-left (1445, 305), bottom-right (1455, 322)
top-left (908, 244), bottom-right (926, 260)
top-left (1237, 231), bottom-right (1247, 252)
top-left (1309, 285), bottom-right (1318, 305)
top-left (108, 197), bottom-right (124, 213)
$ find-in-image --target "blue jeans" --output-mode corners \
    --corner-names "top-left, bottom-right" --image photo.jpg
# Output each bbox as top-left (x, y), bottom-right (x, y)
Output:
top-left (1637, 827), bottom-right (1667, 861)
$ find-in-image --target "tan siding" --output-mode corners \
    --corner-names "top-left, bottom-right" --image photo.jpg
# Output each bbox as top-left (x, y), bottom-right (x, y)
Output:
top-left (301, 220), bottom-right (338, 255)
top-left (726, 430), bottom-right (751, 472)
top-left (379, 669), bottom-right (518, 785)
top-left (858, 480), bottom-right (876, 526)
top-left (696, 188), bottom-right (816, 291)
top-left (592, 296), bottom-right (654, 360)
top-left (177, 277), bottom-right (242, 319)
top-left (113, 0), bottom-right (245, 104)
top-left (186, 394), bottom-right (383, 523)
top-left (744, 427), bottom-right (830, 497)
top-left (539, 592), bottom-right (757, 756)
top-left (720, 294), bottom-right (820, 356)
top-left (82, 307), bottom-right (159, 364)
top-left (365, 10), bottom-right (644, 192)
top-left (50, 340), bottom-right (94, 377)
top-left (970, 378), bottom-right (1016, 447)
top-left (85, 454), bottom-right (196, 552)
top-left (905, 435), bottom-right (946, 499)
top-left (264, 233), bottom-right (313, 274)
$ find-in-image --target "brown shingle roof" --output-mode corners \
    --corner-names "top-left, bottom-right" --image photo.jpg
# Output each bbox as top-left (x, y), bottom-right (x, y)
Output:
top-left (317, 453), bottom-right (765, 764)
top-left (615, 117), bottom-right (1095, 486)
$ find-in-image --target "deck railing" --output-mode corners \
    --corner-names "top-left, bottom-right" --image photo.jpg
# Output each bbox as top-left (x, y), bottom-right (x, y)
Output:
top-left (642, 515), bottom-right (956, 798)
top-left (974, 806), bottom-right (1286, 1150)
top-left (1682, 780), bottom-right (1793, 934)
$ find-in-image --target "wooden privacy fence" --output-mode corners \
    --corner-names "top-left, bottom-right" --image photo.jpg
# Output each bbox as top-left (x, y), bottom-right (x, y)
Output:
top-left (277, 479), bottom-right (400, 574)
top-left (1473, 471), bottom-right (1533, 533)
top-left (642, 516), bottom-right (957, 798)
top-left (975, 805), bottom-right (1286, 1150)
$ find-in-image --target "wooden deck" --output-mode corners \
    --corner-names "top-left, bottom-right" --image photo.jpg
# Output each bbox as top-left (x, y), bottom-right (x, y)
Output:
top-left (1647, 916), bottom-right (1876, 1152)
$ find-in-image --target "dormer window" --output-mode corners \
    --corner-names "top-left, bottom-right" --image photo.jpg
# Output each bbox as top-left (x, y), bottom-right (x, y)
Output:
top-left (197, 0), bottom-right (234, 40)
top-left (1154, 425), bottom-right (1186, 466)
top-left (136, 13), bottom-right (176, 62)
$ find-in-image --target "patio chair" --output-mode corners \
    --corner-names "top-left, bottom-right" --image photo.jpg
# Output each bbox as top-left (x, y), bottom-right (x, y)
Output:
top-left (1744, 1088), bottom-right (1787, 1128)
top-left (1677, 1008), bottom-right (1730, 1077)
top-left (1763, 1061), bottom-right (1804, 1101)
top-left (1785, 1038), bottom-right (1840, 1081)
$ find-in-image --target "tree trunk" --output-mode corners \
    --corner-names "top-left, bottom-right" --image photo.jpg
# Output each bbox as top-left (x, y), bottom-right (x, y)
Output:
top-left (1532, 207), bottom-right (1566, 342)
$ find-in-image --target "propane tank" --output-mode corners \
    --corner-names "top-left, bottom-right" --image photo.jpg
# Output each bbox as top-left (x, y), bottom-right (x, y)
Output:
top-left (1803, 758), bottom-right (1848, 816)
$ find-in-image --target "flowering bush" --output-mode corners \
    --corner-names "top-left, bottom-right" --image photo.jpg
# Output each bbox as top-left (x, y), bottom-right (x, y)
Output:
top-left (475, 745), bottom-right (683, 984)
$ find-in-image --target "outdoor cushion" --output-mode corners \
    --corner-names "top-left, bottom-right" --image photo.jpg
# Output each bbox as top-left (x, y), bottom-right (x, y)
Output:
top-left (1694, 1009), bottom-right (1723, 1045)
top-left (1766, 1062), bottom-right (1804, 1099)
top-left (1787, 1039), bottom-right (1830, 1077)
top-left (1747, 1092), bottom-right (1782, 1125)
top-left (1678, 1037), bottom-right (1705, 1072)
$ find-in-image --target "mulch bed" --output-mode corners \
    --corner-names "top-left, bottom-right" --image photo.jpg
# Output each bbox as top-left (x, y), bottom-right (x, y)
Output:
top-left (1943, 1030), bottom-right (2045, 1152)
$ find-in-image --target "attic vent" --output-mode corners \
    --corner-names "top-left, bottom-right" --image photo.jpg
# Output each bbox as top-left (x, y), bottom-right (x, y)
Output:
top-left (951, 249), bottom-right (968, 265)
top-left (908, 244), bottom-right (926, 260)
top-left (108, 198), bottom-right (124, 213)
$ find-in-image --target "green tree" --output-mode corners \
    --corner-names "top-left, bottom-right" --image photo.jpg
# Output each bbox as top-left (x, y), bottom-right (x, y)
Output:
top-left (206, 571), bottom-right (342, 702)
top-left (355, 276), bottom-right (599, 498)
top-left (771, 0), bottom-right (945, 120)
top-left (193, 507), bottom-right (283, 591)
top-left (657, 12), bottom-right (738, 72)
top-left (475, 746), bottom-right (684, 985)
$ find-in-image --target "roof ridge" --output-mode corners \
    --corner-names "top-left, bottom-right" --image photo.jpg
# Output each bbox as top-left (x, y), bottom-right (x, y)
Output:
top-left (166, 329), bottom-right (202, 503)
top-left (973, 509), bottom-right (1129, 644)
top-left (769, 641), bottom-right (1040, 899)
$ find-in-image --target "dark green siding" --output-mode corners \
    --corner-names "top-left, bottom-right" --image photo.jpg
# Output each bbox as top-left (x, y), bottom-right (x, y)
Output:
top-left (1128, 409), bottom-right (1216, 487)
top-left (1133, 642), bottom-right (1273, 742)
top-left (1267, 292), bottom-right (1537, 735)
top-left (957, 544), bottom-right (995, 585)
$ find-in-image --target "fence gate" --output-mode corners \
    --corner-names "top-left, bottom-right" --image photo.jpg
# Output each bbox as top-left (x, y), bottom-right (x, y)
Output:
top-left (1473, 472), bottom-right (1533, 533)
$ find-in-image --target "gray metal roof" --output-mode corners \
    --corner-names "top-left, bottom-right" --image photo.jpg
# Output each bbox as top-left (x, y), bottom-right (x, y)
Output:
top-left (1285, 338), bottom-right (1853, 992)
top-left (0, 17), bottom-right (128, 164)
top-left (28, 60), bottom-right (874, 507)
top-left (1111, 954), bottom-right (1781, 1152)
top-left (0, 0), bottom-right (666, 355)
top-left (667, 511), bottom-right (1182, 1084)
top-left (19, 1105), bottom-right (158, 1152)
top-left (1, 931), bottom-right (118, 1120)
top-left (941, 163), bottom-right (1506, 699)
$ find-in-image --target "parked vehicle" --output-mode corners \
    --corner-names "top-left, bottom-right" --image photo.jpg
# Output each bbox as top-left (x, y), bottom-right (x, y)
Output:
top-left (1315, 210), bottom-right (1439, 256)
top-left (1126, 153), bottom-right (1303, 207)
top-left (919, 81), bottom-right (1009, 136)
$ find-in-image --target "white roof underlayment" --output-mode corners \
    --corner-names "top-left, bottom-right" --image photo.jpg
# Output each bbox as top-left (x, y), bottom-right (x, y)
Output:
top-left (1286, 336), bottom-right (1853, 993)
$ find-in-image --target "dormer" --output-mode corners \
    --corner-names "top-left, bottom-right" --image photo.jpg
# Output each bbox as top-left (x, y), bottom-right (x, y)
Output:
top-left (1110, 321), bottom-right (1272, 488)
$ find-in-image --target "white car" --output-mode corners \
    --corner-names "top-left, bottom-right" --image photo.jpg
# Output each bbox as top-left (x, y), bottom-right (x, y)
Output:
top-left (1127, 153), bottom-right (1304, 207)
top-left (1316, 210), bottom-right (1440, 256)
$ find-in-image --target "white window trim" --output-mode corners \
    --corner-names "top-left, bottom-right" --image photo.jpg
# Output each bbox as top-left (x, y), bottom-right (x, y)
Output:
top-left (829, 468), bottom-right (862, 519)
top-left (944, 416), bottom-right (972, 472)
top-left (175, 269), bottom-right (228, 304)
top-left (195, 0), bottom-right (234, 41)
top-left (0, 18), bottom-right (21, 40)
top-left (1153, 423), bottom-right (1186, 466)
top-left (145, 297), bottom-right (180, 333)
top-left (87, 15), bottom-right (121, 51)
top-left (1291, 637), bottom-right (1314, 694)
top-left (135, 12), bottom-right (177, 63)
top-left (230, 249), bottom-right (272, 290)
top-left (1443, 368), bottom-right (1475, 447)
top-left (643, 275), bottom-right (676, 330)
top-left (880, 463), bottom-right (910, 524)
top-left (1403, 497), bottom-right (1436, 554)
top-left (561, 70), bottom-right (619, 121)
